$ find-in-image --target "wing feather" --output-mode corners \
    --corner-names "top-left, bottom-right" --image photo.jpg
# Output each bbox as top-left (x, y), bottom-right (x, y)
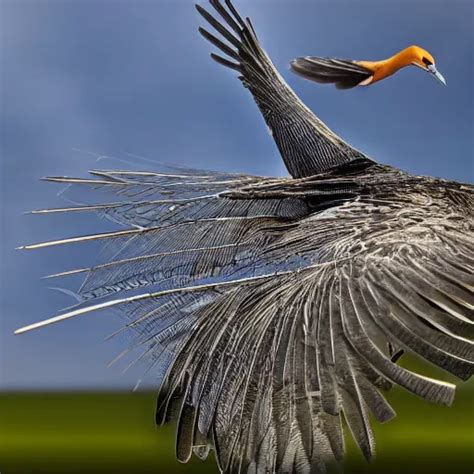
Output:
top-left (19, 166), bottom-right (474, 472)
top-left (291, 57), bottom-right (373, 90)
top-left (196, 0), bottom-right (370, 177)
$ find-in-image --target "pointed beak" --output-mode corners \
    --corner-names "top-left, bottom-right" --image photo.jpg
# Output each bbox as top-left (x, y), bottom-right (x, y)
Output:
top-left (427, 64), bottom-right (446, 85)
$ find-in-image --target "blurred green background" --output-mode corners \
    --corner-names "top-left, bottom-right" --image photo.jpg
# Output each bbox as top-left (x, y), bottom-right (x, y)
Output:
top-left (1, 355), bottom-right (473, 474)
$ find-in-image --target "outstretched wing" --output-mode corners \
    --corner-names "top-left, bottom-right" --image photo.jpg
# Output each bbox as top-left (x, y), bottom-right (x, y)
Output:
top-left (18, 161), bottom-right (474, 472)
top-left (196, 0), bottom-right (370, 178)
top-left (291, 57), bottom-right (374, 89)
top-left (16, 1), bottom-right (474, 473)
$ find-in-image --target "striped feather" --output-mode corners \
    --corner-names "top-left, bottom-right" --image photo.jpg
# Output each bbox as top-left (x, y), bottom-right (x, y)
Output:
top-left (291, 57), bottom-right (373, 89)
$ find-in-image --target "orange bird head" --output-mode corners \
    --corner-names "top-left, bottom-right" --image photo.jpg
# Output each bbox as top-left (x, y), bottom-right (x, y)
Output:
top-left (401, 45), bottom-right (446, 85)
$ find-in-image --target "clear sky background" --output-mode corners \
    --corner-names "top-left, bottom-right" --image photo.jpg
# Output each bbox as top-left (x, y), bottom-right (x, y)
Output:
top-left (1, 0), bottom-right (473, 390)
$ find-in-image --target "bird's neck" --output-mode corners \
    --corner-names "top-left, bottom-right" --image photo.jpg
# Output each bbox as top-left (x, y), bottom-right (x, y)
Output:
top-left (359, 48), bottom-right (416, 82)
top-left (384, 47), bottom-right (417, 73)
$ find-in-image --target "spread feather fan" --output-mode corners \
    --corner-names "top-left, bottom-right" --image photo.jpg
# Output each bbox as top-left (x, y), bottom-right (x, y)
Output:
top-left (17, 1), bottom-right (473, 473)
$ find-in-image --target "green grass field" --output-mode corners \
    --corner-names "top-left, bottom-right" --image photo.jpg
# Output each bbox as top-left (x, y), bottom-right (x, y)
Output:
top-left (1, 360), bottom-right (473, 473)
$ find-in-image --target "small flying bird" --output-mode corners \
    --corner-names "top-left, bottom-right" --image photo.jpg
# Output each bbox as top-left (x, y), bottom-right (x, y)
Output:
top-left (291, 45), bottom-right (447, 89)
top-left (16, 1), bottom-right (472, 473)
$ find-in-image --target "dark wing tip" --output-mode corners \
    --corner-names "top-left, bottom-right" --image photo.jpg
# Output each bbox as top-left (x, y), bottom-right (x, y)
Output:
top-left (196, 1), bottom-right (245, 73)
top-left (290, 57), bottom-right (337, 84)
top-left (291, 56), bottom-right (372, 89)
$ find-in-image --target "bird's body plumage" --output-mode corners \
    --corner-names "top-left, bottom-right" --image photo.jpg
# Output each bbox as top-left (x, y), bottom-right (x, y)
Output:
top-left (18, 1), bottom-right (473, 473)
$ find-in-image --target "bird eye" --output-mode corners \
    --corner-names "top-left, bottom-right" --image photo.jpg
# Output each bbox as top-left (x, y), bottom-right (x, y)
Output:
top-left (422, 57), bottom-right (433, 66)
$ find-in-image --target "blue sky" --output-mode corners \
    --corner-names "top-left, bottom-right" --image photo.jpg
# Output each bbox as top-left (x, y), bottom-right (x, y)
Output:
top-left (1, 0), bottom-right (473, 390)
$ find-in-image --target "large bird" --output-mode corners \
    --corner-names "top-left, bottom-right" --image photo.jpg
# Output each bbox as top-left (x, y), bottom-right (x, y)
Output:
top-left (17, 1), bottom-right (473, 473)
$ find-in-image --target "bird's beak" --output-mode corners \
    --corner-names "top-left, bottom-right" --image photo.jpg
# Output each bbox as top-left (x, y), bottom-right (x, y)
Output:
top-left (427, 64), bottom-right (446, 85)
